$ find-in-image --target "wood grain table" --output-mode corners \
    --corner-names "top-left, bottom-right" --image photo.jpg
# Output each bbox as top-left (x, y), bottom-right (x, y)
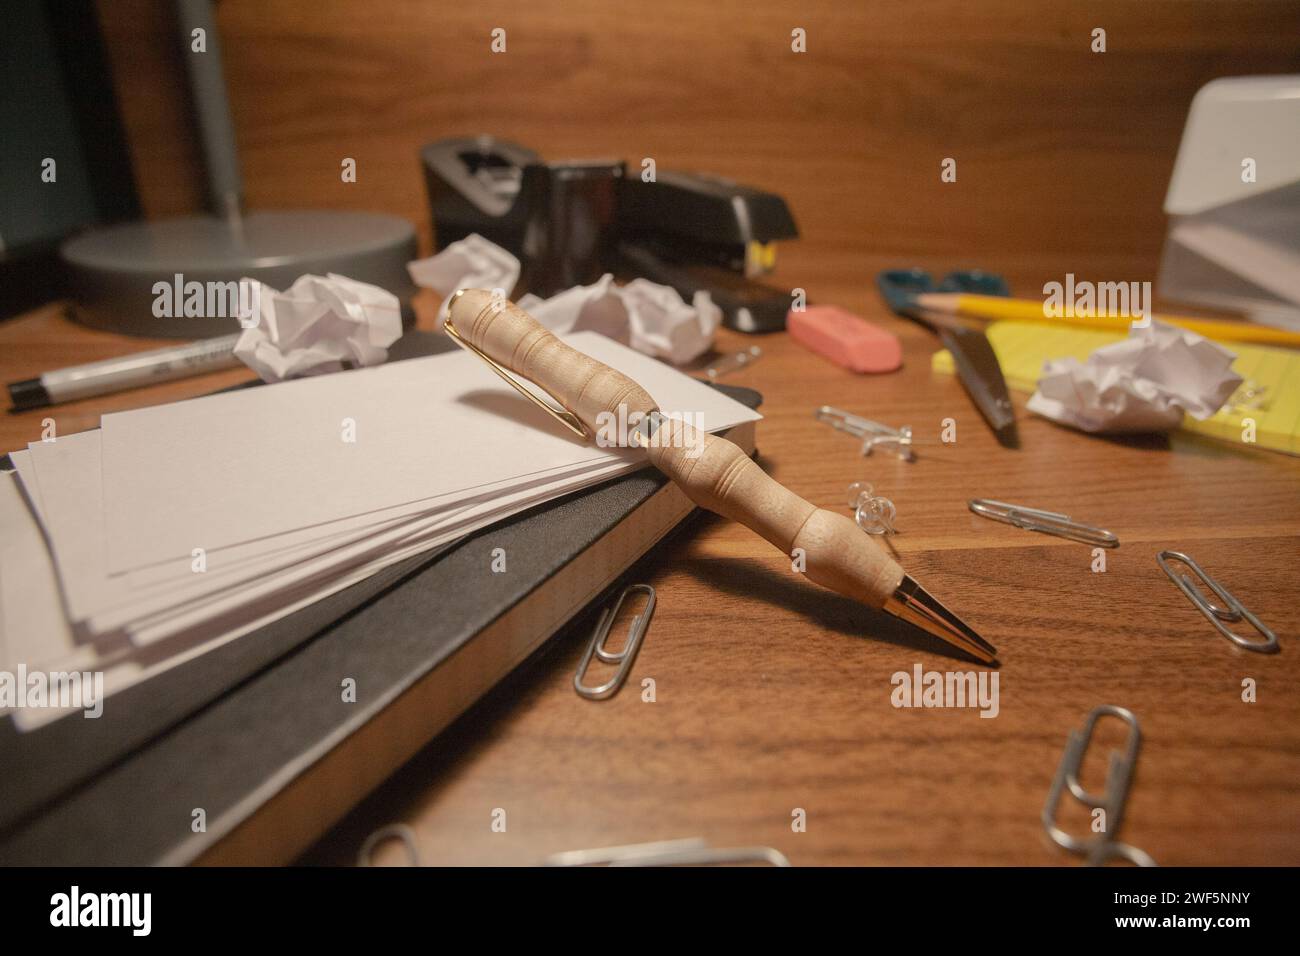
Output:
top-left (3, 266), bottom-right (1297, 867)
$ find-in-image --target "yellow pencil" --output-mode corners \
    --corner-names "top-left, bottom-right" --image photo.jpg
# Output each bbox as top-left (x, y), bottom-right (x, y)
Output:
top-left (914, 292), bottom-right (1300, 349)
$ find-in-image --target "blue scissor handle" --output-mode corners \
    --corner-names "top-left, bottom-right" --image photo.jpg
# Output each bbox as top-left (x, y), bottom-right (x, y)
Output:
top-left (937, 270), bottom-right (1010, 297)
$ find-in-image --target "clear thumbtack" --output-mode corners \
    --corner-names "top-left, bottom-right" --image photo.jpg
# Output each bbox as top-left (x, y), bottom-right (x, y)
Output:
top-left (1228, 379), bottom-right (1269, 412)
top-left (815, 406), bottom-right (916, 461)
top-left (706, 346), bottom-right (762, 381)
top-left (846, 481), bottom-right (897, 535)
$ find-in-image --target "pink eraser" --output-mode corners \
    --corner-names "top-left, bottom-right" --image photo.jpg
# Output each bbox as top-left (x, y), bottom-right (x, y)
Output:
top-left (787, 305), bottom-right (902, 373)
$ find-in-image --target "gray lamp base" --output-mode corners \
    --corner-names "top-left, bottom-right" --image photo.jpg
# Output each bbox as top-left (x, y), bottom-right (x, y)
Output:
top-left (61, 210), bottom-right (418, 338)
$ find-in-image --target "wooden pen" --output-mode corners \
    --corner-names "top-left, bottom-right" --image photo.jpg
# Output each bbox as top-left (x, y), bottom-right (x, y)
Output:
top-left (445, 289), bottom-right (997, 665)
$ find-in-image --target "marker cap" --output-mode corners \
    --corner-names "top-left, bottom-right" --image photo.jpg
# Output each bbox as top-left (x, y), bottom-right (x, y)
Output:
top-left (7, 378), bottom-right (51, 412)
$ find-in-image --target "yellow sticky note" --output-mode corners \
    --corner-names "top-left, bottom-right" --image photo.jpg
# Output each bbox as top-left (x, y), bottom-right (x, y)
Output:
top-left (932, 321), bottom-right (1300, 455)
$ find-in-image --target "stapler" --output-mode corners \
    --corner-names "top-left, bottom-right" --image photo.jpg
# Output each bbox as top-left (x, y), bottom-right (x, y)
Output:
top-left (614, 170), bottom-right (799, 333)
top-left (421, 136), bottom-right (799, 332)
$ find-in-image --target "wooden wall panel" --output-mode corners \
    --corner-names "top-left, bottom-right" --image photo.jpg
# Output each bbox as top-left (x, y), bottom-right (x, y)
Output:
top-left (95, 0), bottom-right (1300, 295)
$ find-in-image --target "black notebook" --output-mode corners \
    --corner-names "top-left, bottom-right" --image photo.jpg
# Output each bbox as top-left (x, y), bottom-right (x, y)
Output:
top-left (0, 375), bottom-right (760, 865)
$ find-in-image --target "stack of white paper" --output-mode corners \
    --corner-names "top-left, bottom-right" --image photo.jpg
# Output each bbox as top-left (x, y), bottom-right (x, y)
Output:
top-left (1, 332), bottom-right (760, 729)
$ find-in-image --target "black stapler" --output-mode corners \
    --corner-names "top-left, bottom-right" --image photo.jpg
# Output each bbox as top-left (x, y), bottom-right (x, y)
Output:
top-left (421, 136), bottom-right (799, 332)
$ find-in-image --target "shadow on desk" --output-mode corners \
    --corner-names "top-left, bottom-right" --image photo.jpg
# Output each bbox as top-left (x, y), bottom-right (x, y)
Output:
top-left (675, 554), bottom-right (996, 666)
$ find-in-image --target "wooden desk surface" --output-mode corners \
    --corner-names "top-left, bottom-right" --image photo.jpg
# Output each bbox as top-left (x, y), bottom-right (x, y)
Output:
top-left (4, 269), bottom-right (1298, 867)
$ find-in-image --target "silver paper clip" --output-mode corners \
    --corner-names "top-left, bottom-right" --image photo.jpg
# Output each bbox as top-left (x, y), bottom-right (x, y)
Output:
top-left (1157, 551), bottom-right (1279, 653)
top-left (574, 584), bottom-right (656, 699)
top-left (706, 346), bottom-right (762, 380)
top-left (969, 499), bottom-right (1119, 548)
top-left (815, 406), bottom-right (916, 461)
top-left (1042, 705), bottom-right (1156, 867)
top-left (357, 823), bottom-right (421, 867)
top-left (544, 838), bottom-right (791, 867)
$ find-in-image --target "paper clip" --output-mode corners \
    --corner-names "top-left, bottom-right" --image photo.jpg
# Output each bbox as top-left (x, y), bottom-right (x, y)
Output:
top-left (443, 288), bottom-right (589, 440)
top-left (968, 499), bottom-right (1119, 548)
top-left (1157, 551), bottom-right (1279, 653)
top-left (357, 823), bottom-right (421, 867)
top-left (544, 838), bottom-right (791, 867)
top-left (706, 346), bottom-right (762, 380)
top-left (574, 584), bottom-right (656, 700)
top-left (1042, 705), bottom-right (1156, 867)
top-left (815, 405), bottom-right (916, 461)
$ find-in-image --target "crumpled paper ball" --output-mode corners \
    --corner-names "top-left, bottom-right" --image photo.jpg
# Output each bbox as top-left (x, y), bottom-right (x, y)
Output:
top-left (1026, 322), bottom-right (1243, 433)
top-left (407, 233), bottom-right (520, 322)
top-left (406, 235), bottom-right (722, 364)
top-left (517, 273), bottom-right (631, 344)
top-left (521, 275), bottom-right (721, 365)
top-left (620, 278), bottom-right (722, 365)
top-left (233, 273), bottom-right (402, 382)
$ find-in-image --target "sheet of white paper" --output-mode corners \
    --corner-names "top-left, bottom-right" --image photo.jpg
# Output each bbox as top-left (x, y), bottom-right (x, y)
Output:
top-left (118, 456), bottom-right (606, 589)
top-left (10, 527), bottom-right (461, 731)
top-left (8, 478), bottom-right (517, 726)
top-left (29, 429), bottom-right (611, 631)
top-left (9, 451), bottom-right (634, 729)
top-left (9, 449), bottom-right (45, 521)
top-left (116, 455), bottom-right (630, 645)
top-left (23, 432), bottom-right (111, 633)
top-left (8, 412), bottom-right (754, 727)
top-left (101, 331), bottom-right (758, 572)
top-left (123, 458), bottom-right (627, 645)
top-left (11, 475), bottom-right (573, 729)
top-left (1027, 322), bottom-right (1244, 433)
top-left (0, 471), bottom-right (80, 674)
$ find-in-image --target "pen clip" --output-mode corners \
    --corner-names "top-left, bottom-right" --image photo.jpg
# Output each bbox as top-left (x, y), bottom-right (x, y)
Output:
top-left (442, 289), bottom-right (589, 440)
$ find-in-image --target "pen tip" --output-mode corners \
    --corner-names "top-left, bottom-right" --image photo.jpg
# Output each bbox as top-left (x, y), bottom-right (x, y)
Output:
top-left (883, 575), bottom-right (998, 665)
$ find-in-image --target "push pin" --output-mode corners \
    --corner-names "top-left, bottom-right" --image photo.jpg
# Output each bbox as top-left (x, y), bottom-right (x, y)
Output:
top-left (1228, 379), bottom-right (1269, 412)
top-left (706, 346), bottom-right (762, 381)
top-left (846, 481), bottom-right (897, 535)
top-left (815, 406), bottom-right (916, 461)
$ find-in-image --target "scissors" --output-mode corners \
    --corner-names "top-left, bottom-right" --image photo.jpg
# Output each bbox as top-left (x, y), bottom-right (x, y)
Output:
top-left (877, 269), bottom-right (1019, 449)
